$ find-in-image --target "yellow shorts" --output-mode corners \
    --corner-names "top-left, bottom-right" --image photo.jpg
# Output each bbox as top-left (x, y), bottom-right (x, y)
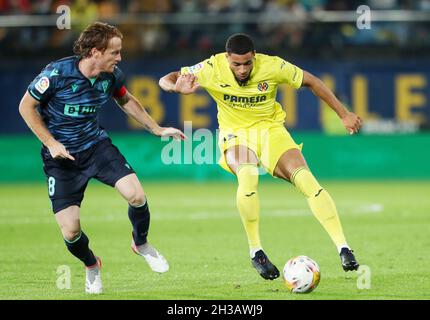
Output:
top-left (218, 124), bottom-right (303, 176)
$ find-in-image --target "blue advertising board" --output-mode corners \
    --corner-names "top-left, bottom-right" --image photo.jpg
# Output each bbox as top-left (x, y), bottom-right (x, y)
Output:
top-left (1, 58), bottom-right (429, 133)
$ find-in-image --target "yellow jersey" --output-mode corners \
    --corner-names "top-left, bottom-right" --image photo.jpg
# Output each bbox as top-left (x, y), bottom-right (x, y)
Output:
top-left (180, 53), bottom-right (303, 130)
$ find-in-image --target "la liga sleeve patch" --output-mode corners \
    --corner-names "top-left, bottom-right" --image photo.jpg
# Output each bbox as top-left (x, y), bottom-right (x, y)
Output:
top-left (35, 76), bottom-right (50, 94)
top-left (186, 63), bottom-right (204, 74)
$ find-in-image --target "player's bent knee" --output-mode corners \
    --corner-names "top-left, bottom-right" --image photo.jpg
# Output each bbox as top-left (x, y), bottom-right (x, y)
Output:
top-left (63, 229), bottom-right (81, 242)
top-left (127, 189), bottom-right (147, 207)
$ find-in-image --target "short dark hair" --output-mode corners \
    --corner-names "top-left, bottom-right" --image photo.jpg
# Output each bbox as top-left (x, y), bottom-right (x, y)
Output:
top-left (225, 33), bottom-right (255, 55)
top-left (73, 22), bottom-right (123, 58)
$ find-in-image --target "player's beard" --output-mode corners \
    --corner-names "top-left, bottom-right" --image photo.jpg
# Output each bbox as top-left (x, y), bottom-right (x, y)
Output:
top-left (235, 74), bottom-right (251, 86)
top-left (234, 68), bottom-right (252, 86)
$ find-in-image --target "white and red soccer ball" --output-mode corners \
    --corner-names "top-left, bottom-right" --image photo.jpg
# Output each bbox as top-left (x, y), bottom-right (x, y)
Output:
top-left (283, 255), bottom-right (321, 293)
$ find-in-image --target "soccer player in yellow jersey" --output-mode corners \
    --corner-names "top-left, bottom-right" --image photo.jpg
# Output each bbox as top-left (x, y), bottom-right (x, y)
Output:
top-left (159, 34), bottom-right (362, 280)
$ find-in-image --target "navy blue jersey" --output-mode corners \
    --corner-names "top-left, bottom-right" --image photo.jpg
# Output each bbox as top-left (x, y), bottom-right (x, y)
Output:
top-left (28, 56), bottom-right (126, 153)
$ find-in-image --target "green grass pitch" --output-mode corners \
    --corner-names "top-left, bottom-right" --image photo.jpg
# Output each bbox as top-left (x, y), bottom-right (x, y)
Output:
top-left (0, 180), bottom-right (429, 300)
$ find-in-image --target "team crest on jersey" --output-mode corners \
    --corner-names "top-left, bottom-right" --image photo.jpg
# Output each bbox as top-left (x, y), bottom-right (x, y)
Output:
top-left (257, 81), bottom-right (269, 92)
top-left (187, 63), bottom-right (204, 74)
top-left (35, 76), bottom-right (50, 94)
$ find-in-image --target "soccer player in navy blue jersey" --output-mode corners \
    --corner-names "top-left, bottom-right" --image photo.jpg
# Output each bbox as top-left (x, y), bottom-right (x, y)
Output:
top-left (18, 22), bottom-right (184, 294)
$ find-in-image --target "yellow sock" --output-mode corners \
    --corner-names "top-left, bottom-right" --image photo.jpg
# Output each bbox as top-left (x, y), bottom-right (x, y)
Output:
top-left (236, 164), bottom-right (262, 253)
top-left (291, 167), bottom-right (347, 248)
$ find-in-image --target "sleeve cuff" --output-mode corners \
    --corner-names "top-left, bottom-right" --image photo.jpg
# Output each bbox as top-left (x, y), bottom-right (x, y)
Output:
top-left (28, 89), bottom-right (42, 101)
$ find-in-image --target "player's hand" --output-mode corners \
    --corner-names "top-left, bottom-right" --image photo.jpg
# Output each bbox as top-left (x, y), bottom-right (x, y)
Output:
top-left (174, 74), bottom-right (200, 94)
top-left (156, 127), bottom-right (187, 141)
top-left (341, 111), bottom-right (362, 135)
top-left (45, 138), bottom-right (75, 161)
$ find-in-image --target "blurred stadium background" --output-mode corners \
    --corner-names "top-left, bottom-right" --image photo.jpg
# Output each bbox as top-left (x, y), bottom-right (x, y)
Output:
top-left (1, 0), bottom-right (430, 181)
top-left (1, 0), bottom-right (430, 300)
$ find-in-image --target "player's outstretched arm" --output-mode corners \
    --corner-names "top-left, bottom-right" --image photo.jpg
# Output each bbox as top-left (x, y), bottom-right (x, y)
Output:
top-left (302, 71), bottom-right (362, 135)
top-left (159, 71), bottom-right (200, 95)
top-left (18, 92), bottom-right (75, 160)
top-left (114, 90), bottom-right (186, 140)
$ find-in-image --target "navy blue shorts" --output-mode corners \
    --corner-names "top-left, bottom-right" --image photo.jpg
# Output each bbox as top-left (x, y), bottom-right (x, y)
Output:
top-left (41, 138), bottom-right (135, 214)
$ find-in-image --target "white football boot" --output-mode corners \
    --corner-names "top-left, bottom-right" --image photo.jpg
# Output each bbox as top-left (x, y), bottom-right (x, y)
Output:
top-left (131, 239), bottom-right (169, 273)
top-left (85, 257), bottom-right (102, 294)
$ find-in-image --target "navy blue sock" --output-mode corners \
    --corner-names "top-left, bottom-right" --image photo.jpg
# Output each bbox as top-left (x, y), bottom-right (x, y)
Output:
top-left (128, 201), bottom-right (150, 246)
top-left (64, 231), bottom-right (97, 267)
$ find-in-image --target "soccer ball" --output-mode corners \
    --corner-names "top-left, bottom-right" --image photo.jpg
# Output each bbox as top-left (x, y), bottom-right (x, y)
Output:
top-left (283, 256), bottom-right (321, 294)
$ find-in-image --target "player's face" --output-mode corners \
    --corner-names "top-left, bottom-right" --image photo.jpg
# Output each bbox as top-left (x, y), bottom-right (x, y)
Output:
top-left (96, 36), bottom-right (122, 73)
top-left (226, 51), bottom-right (255, 85)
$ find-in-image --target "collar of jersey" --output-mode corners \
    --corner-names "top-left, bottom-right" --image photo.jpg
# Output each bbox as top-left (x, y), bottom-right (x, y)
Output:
top-left (74, 56), bottom-right (109, 86)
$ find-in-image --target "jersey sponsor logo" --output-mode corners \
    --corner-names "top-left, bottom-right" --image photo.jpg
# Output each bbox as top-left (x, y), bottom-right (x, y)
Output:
top-left (223, 94), bottom-right (267, 104)
top-left (207, 61), bottom-right (213, 67)
top-left (64, 104), bottom-right (97, 117)
top-left (35, 76), bottom-right (50, 94)
top-left (49, 69), bottom-right (59, 77)
top-left (187, 63), bottom-right (204, 74)
top-left (220, 84), bottom-right (231, 88)
top-left (257, 81), bottom-right (269, 92)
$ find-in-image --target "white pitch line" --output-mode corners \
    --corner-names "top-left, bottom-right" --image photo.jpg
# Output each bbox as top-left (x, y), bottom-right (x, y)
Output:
top-left (0, 203), bottom-right (383, 224)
